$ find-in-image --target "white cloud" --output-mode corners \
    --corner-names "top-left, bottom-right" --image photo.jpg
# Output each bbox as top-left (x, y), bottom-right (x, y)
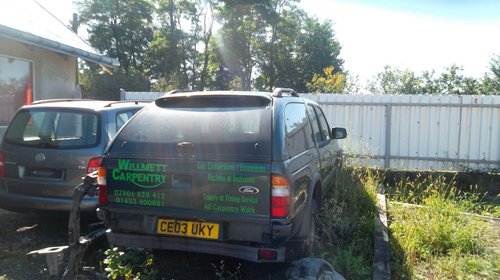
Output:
top-left (301, 0), bottom-right (500, 81)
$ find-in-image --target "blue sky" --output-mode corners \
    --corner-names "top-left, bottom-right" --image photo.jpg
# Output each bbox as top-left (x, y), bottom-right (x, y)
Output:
top-left (300, 0), bottom-right (500, 82)
top-left (343, 0), bottom-right (500, 20)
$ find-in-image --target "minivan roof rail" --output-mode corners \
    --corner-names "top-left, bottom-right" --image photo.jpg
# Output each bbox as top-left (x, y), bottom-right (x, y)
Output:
top-left (31, 99), bottom-right (148, 107)
top-left (104, 100), bottom-right (149, 107)
top-left (272, 88), bottom-right (299, 97)
top-left (31, 99), bottom-right (95, 104)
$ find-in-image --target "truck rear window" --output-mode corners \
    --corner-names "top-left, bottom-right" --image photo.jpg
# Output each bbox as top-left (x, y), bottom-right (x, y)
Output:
top-left (4, 109), bottom-right (99, 149)
top-left (111, 96), bottom-right (272, 160)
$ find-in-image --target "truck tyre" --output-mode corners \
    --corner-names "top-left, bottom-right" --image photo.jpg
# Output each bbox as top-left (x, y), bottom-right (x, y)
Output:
top-left (303, 200), bottom-right (318, 257)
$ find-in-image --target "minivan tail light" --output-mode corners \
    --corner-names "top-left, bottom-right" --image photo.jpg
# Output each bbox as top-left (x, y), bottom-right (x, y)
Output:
top-left (271, 175), bottom-right (290, 218)
top-left (97, 166), bottom-right (107, 205)
top-left (87, 157), bottom-right (102, 174)
top-left (0, 152), bottom-right (5, 177)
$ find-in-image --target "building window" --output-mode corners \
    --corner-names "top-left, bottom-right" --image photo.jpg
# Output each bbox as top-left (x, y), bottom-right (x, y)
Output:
top-left (0, 55), bottom-right (33, 125)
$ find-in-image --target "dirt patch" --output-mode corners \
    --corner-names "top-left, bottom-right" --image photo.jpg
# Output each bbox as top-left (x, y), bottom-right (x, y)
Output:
top-left (0, 209), bottom-right (69, 279)
top-left (0, 209), bottom-right (289, 279)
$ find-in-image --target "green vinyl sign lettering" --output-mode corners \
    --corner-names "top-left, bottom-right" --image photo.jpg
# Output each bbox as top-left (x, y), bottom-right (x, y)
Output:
top-left (112, 159), bottom-right (168, 189)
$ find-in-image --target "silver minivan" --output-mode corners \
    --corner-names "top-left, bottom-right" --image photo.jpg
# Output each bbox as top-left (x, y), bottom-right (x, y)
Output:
top-left (0, 99), bottom-right (145, 213)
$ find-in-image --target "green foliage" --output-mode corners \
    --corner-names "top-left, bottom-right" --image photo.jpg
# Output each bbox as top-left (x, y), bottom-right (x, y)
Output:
top-left (75, 1), bottom-right (496, 95)
top-left (211, 260), bottom-right (242, 280)
top-left (388, 174), bottom-right (499, 216)
top-left (306, 66), bottom-right (346, 93)
top-left (368, 63), bottom-right (500, 95)
top-left (387, 174), bottom-right (500, 279)
top-left (489, 53), bottom-right (500, 79)
top-left (77, 0), bottom-right (154, 73)
top-left (103, 247), bottom-right (157, 280)
top-left (76, 0), bottom-right (344, 93)
top-left (295, 18), bottom-right (343, 92)
top-left (317, 164), bottom-right (380, 279)
top-left (79, 64), bottom-right (150, 100)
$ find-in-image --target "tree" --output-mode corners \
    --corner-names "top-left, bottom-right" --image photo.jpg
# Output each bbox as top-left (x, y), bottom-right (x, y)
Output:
top-left (295, 17), bottom-right (343, 92)
top-left (214, 0), bottom-right (274, 90)
top-left (343, 74), bottom-right (363, 94)
top-left (478, 54), bottom-right (500, 95)
top-left (254, 0), bottom-right (300, 91)
top-left (306, 66), bottom-right (345, 93)
top-left (367, 63), bottom-right (500, 95)
top-left (76, 0), bottom-right (346, 94)
top-left (79, 64), bottom-right (150, 100)
top-left (253, 4), bottom-right (344, 92)
top-left (78, 0), bottom-right (154, 74)
top-left (437, 64), bottom-right (466, 95)
top-left (368, 66), bottom-right (421, 94)
top-left (77, 0), bottom-right (154, 98)
top-left (489, 53), bottom-right (500, 79)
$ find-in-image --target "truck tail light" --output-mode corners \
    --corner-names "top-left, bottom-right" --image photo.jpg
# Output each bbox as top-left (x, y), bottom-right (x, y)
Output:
top-left (87, 157), bottom-right (102, 174)
top-left (271, 175), bottom-right (290, 218)
top-left (258, 249), bottom-right (278, 260)
top-left (97, 166), bottom-right (107, 205)
top-left (0, 152), bottom-right (5, 177)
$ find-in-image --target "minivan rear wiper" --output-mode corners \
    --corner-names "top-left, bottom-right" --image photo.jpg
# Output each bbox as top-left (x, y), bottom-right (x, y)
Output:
top-left (36, 141), bottom-right (58, 148)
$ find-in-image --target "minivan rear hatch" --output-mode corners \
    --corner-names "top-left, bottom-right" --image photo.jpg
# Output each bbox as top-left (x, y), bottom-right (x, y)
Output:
top-left (103, 94), bottom-right (273, 218)
top-left (1, 108), bottom-right (100, 198)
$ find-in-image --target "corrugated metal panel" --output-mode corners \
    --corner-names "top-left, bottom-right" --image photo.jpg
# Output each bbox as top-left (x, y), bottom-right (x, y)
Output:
top-left (302, 94), bottom-right (500, 172)
top-left (122, 90), bottom-right (499, 172)
top-left (121, 91), bottom-right (165, 100)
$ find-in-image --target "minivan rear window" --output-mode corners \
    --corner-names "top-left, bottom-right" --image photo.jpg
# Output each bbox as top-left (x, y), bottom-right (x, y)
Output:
top-left (112, 97), bottom-right (272, 160)
top-left (4, 109), bottom-right (99, 149)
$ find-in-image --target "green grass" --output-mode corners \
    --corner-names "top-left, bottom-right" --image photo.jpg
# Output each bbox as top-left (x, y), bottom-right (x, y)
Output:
top-left (387, 174), bottom-right (500, 279)
top-left (317, 165), bottom-right (381, 279)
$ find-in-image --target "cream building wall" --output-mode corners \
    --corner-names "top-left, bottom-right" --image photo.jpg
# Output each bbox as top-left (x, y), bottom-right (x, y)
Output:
top-left (0, 36), bottom-right (77, 139)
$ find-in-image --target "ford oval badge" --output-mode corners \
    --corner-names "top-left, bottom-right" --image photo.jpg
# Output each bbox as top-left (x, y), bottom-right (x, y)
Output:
top-left (238, 186), bottom-right (259, 195)
top-left (35, 153), bottom-right (46, 162)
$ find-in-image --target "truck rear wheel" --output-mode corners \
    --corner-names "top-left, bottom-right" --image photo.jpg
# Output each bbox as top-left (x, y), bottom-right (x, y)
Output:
top-left (303, 200), bottom-right (318, 257)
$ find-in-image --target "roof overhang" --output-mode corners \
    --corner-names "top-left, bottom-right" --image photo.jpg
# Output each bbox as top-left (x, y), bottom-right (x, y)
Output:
top-left (0, 24), bottom-right (119, 72)
top-left (0, 0), bottom-right (119, 73)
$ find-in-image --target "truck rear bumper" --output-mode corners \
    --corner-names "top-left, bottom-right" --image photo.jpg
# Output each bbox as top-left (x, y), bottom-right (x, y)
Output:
top-left (105, 229), bottom-right (287, 263)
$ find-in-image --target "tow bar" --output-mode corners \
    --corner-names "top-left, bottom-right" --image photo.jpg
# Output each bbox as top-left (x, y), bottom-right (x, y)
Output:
top-left (27, 172), bottom-right (106, 279)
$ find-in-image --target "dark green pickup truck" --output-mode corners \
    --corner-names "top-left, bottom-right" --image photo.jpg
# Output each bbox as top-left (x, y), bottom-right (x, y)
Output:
top-left (97, 88), bottom-right (346, 262)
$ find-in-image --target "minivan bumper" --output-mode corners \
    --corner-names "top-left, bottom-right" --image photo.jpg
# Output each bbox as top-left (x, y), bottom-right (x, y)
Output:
top-left (105, 229), bottom-right (287, 263)
top-left (0, 189), bottom-right (97, 213)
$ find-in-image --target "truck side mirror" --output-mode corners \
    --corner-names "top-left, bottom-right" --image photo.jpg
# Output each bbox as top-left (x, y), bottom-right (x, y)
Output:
top-left (332, 127), bottom-right (347, 139)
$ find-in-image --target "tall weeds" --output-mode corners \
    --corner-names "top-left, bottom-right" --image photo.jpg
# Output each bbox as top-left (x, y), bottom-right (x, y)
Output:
top-left (387, 174), bottom-right (499, 279)
top-left (318, 165), bottom-right (381, 279)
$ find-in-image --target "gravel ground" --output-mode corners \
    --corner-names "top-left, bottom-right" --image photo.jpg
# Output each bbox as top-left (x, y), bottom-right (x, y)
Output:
top-left (0, 208), bottom-right (288, 279)
top-left (0, 209), bottom-right (70, 279)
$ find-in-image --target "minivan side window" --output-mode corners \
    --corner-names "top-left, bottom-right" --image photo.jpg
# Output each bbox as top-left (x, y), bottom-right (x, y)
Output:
top-left (284, 103), bottom-right (314, 157)
top-left (116, 110), bottom-right (138, 131)
top-left (313, 106), bottom-right (331, 141)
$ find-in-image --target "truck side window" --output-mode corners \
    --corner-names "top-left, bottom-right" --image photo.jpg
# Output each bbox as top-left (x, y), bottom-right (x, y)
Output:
top-left (313, 106), bottom-right (331, 141)
top-left (307, 105), bottom-right (322, 143)
top-left (285, 103), bottom-right (314, 157)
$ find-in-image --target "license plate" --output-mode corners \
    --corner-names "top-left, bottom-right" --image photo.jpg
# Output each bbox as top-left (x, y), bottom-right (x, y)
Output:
top-left (156, 219), bottom-right (220, 240)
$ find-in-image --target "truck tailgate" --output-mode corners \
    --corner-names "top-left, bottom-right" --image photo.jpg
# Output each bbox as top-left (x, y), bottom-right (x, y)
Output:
top-left (105, 158), bottom-right (271, 217)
